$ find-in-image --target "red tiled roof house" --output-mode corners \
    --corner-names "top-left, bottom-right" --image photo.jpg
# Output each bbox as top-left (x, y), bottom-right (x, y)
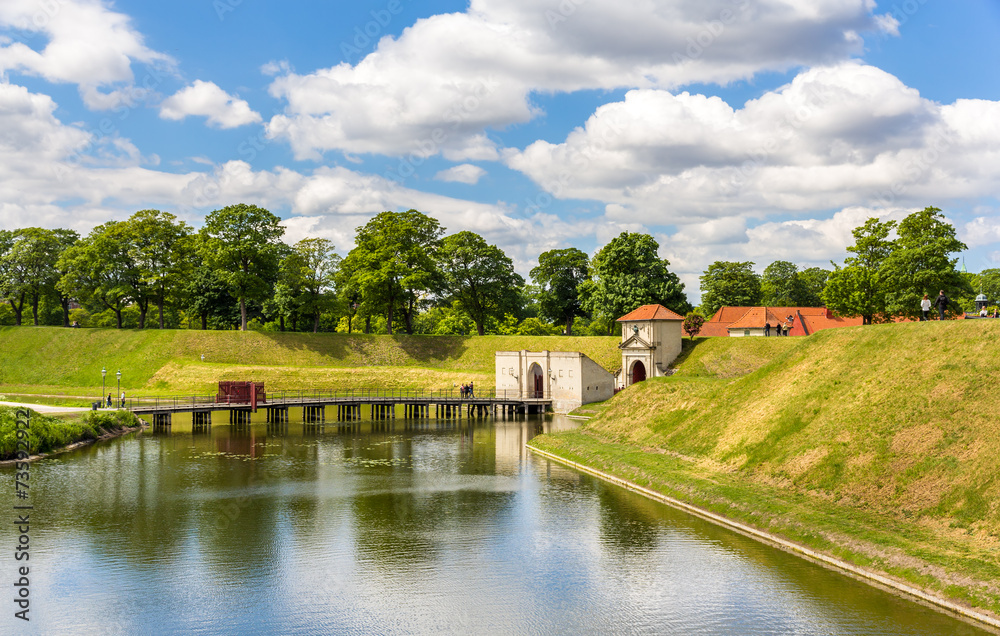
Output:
top-left (705, 306), bottom-right (864, 336)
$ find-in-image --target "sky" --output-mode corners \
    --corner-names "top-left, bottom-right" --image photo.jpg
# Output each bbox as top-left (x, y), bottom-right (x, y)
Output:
top-left (1, 0), bottom-right (999, 305)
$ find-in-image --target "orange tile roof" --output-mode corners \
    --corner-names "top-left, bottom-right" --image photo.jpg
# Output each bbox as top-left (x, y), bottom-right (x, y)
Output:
top-left (697, 322), bottom-right (732, 337)
top-left (707, 306), bottom-right (752, 323)
top-left (703, 306), bottom-right (869, 336)
top-left (616, 304), bottom-right (685, 322)
top-left (728, 307), bottom-right (786, 330)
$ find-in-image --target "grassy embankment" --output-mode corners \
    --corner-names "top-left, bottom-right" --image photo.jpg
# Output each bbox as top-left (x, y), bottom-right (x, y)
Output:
top-left (0, 407), bottom-right (140, 461)
top-left (531, 320), bottom-right (1000, 619)
top-left (0, 327), bottom-right (620, 400)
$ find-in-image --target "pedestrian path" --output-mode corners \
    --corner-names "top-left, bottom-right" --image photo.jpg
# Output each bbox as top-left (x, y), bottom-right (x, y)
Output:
top-left (0, 401), bottom-right (93, 414)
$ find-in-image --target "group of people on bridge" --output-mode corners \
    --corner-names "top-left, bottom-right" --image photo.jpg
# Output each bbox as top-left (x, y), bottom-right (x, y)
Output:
top-left (459, 382), bottom-right (475, 399)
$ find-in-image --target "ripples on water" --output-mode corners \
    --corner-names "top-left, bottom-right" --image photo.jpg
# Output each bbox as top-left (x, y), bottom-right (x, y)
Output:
top-left (0, 412), bottom-right (992, 635)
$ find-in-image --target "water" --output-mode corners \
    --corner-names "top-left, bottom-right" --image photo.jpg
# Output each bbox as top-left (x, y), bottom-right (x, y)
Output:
top-left (0, 410), bottom-right (992, 635)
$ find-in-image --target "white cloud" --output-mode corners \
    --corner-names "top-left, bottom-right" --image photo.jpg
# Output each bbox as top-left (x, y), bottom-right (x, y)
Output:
top-left (963, 211), bottom-right (1000, 249)
top-left (435, 164), bottom-right (487, 184)
top-left (260, 59), bottom-right (292, 76)
top-left (506, 63), bottom-right (1000, 224)
top-left (160, 80), bottom-right (262, 129)
top-left (0, 80), bottom-right (603, 272)
top-left (659, 206), bottom-right (918, 303)
top-left (0, 0), bottom-right (174, 110)
top-left (264, 0), bottom-right (891, 159)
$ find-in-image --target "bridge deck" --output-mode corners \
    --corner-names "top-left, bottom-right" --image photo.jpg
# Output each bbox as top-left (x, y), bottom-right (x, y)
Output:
top-left (126, 391), bottom-right (551, 415)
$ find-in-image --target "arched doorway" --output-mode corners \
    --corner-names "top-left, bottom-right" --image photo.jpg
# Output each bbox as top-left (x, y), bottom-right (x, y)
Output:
top-left (631, 360), bottom-right (646, 385)
top-left (528, 363), bottom-right (544, 398)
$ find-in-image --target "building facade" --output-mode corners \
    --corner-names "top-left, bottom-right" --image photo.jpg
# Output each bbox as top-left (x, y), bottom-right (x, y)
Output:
top-left (494, 350), bottom-right (615, 413)
top-left (616, 304), bottom-right (685, 388)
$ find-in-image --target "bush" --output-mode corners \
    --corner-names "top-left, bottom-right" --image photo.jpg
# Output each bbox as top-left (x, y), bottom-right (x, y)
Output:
top-left (0, 407), bottom-right (138, 460)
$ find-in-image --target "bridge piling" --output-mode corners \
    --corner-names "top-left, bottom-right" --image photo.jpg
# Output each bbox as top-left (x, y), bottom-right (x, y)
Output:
top-left (230, 409), bottom-right (252, 426)
top-left (192, 410), bottom-right (211, 433)
top-left (153, 413), bottom-right (171, 431)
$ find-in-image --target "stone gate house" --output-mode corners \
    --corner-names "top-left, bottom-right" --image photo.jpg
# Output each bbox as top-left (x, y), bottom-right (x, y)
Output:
top-left (494, 304), bottom-right (685, 412)
top-left (494, 351), bottom-right (615, 413)
top-left (616, 304), bottom-right (684, 388)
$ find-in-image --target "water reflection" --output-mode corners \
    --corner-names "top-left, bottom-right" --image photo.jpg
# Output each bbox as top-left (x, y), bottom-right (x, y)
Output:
top-left (0, 411), bottom-right (992, 635)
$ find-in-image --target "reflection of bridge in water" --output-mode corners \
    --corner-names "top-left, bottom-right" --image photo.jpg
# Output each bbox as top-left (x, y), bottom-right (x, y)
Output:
top-left (126, 389), bottom-right (553, 430)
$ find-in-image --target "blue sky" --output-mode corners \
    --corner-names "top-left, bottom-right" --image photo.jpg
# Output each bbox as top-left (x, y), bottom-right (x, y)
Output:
top-left (1, 0), bottom-right (999, 304)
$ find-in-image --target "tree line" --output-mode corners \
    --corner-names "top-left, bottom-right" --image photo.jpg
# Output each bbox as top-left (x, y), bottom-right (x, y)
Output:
top-left (0, 205), bottom-right (983, 334)
top-left (0, 205), bottom-right (691, 335)
top-left (697, 207), bottom-right (982, 323)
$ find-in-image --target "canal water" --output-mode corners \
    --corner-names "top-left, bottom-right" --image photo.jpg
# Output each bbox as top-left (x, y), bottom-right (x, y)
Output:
top-left (1, 410), bottom-right (993, 635)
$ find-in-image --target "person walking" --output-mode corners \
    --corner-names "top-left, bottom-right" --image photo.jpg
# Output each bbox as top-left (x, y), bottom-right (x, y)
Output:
top-left (764, 322), bottom-right (770, 337)
top-left (120, 391), bottom-right (126, 408)
top-left (106, 393), bottom-right (112, 408)
top-left (934, 290), bottom-right (950, 320)
top-left (920, 294), bottom-right (931, 321)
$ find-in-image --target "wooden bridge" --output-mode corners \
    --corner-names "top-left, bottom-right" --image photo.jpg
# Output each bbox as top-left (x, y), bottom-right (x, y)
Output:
top-left (122, 388), bottom-right (553, 429)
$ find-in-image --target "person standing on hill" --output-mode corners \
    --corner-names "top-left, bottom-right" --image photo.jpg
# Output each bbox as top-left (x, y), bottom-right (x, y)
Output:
top-left (920, 294), bottom-right (931, 321)
top-left (934, 290), bottom-right (950, 320)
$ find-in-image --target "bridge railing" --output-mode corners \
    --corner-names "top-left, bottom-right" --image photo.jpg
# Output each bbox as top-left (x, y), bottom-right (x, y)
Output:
top-left (121, 388), bottom-right (554, 412)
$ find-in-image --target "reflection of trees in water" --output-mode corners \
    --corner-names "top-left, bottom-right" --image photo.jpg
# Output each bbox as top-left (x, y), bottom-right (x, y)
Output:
top-left (26, 425), bottom-right (332, 581)
top-left (345, 423), bottom-right (513, 572)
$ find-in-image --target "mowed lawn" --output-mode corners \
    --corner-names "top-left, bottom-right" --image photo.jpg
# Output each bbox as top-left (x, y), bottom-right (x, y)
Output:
top-left (0, 327), bottom-right (620, 397)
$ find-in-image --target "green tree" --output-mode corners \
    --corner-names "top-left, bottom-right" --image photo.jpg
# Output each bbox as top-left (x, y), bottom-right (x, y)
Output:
top-left (0, 229), bottom-right (26, 325)
top-left (580, 232), bottom-right (689, 333)
top-left (882, 207), bottom-right (971, 319)
top-left (286, 238), bottom-right (340, 333)
top-left (530, 247), bottom-right (589, 335)
top-left (437, 231), bottom-right (524, 336)
top-left (2, 228), bottom-right (74, 326)
top-left (183, 234), bottom-right (238, 330)
top-left (203, 203), bottom-right (285, 331)
top-left (127, 210), bottom-right (192, 329)
top-left (345, 210), bottom-right (443, 335)
top-left (761, 260), bottom-right (805, 307)
top-left (797, 267), bottom-right (830, 307)
top-left (514, 316), bottom-right (562, 335)
top-left (50, 229), bottom-right (80, 327)
top-left (822, 217), bottom-right (896, 324)
top-left (57, 223), bottom-right (134, 328)
top-left (969, 269), bottom-right (1000, 307)
top-left (683, 312), bottom-right (705, 339)
top-left (699, 261), bottom-right (761, 316)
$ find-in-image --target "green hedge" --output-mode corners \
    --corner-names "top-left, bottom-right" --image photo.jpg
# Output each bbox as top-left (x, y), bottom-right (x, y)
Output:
top-left (0, 408), bottom-right (138, 461)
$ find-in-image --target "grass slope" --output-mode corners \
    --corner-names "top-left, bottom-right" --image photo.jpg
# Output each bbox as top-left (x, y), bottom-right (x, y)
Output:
top-left (0, 327), bottom-right (619, 396)
top-left (533, 320), bottom-right (1000, 617)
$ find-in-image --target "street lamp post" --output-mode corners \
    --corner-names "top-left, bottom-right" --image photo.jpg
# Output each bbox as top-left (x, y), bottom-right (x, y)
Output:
top-left (101, 367), bottom-right (106, 408)
top-left (116, 369), bottom-right (122, 408)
